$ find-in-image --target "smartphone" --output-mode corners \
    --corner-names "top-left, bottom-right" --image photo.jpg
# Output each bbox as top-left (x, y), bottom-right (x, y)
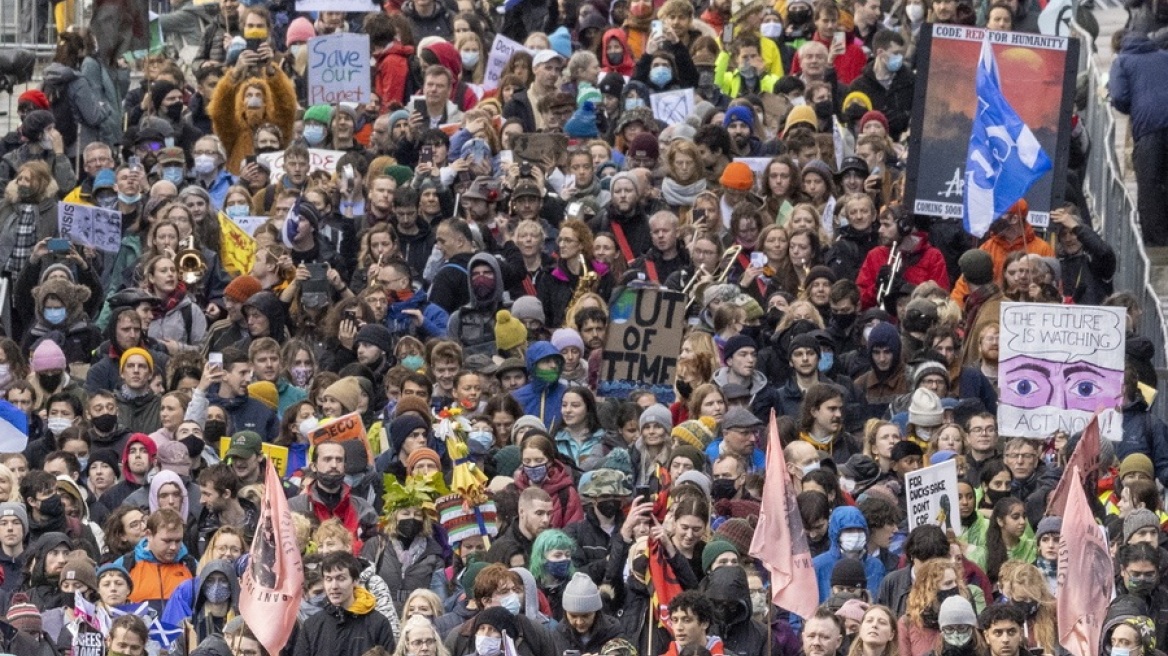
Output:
top-left (47, 238), bottom-right (70, 253)
top-left (722, 23), bottom-right (733, 44)
top-left (871, 166), bottom-right (882, 176)
top-left (128, 156), bottom-right (141, 172)
top-left (692, 208), bottom-right (707, 225)
top-left (413, 98), bottom-right (428, 117)
top-left (750, 251), bottom-right (767, 268)
top-left (651, 19), bottom-right (663, 37)
top-left (419, 144), bottom-right (434, 164)
top-left (498, 150), bottom-right (514, 165)
top-left (832, 31), bottom-right (846, 49)
top-left (636, 484), bottom-right (652, 503)
top-left (208, 352), bottom-right (223, 368)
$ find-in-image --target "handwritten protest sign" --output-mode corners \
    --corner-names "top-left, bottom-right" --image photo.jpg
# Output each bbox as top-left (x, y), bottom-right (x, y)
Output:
top-left (650, 88), bottom-right (694, 125)
top-left (905, 459), bottom-right (960, 534)
top-left (599, 288), bottom-right (686, 403)
top-left (998, 302), bottom-right (1125, 440)
top-left (57, 202), bottom-right (121, 253)
top-left (307, 33), bottom-right (370, 105)
top-left (218, 438), bottom-right (289, 477)
top-left (297, 0), bottom-right (377, 9)
top-left (257, 148), bottom-right (344, 183)
top-left (308, 411), bottom-right (373, 464)
top-left (484, 35), bottom-right (532, 91)
top-left (512, 133), bottom-right (568, 164)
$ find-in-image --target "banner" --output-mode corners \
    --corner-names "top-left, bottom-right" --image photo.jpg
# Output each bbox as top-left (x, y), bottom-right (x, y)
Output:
top-left (998, 302), bottom-right (1125, 440)
top-left (1057, 468), bottom-right (1113, 656)
top-left (483, 35), bottom-right (532, 91)
top-left (306, 33), bottom-right (371, 105)
top-left (904, 25), bottom-right (1077, 226)
top-left (647, 537), bottom-right (684, 633)
top-left (218, 212), bottom-right (257, 276)
top-left (598, 288), bottom-right (687, 403)
top-left (240, 461), bottom-right (304, 656)
top-left (58, 202), bottom-right (122, 253)
top-left (904, 459), bottom-right (960, 535)
top-left (218, 437), bottom-right (289, 477)
top-left (749, 412), bottom-right (818, 620)
top-left (308, 411), bottom-right (372, 464)
top-left (257, 148), bottom-right (344, 184)
top-left (1045, 412), bottom-right (1101, 517)
top-left (511, 133), bottom-right (568, 164)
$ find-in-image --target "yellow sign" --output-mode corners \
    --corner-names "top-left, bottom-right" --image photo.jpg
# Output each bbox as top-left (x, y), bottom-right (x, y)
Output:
top-left (219, 438), bottom-right (289, 477)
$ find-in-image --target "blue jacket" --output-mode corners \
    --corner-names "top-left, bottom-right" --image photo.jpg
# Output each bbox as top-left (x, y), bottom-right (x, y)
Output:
top-left (209, 386), bottom-right (279, 440)
top-left (511, 341), bottom-right (567, 426)
top-left (1120, 396), bottom-right (1168, 488)
top-left (1110, 34), bottom-right (1168, 140)
top-left (385, 289), bottom-right (448, 342)
top-left (276, 377), bottom-right (307, 417)
top-left (811, 506), bottom-right (886, 602)
top-left (704, 439), bottom-right (765, 471)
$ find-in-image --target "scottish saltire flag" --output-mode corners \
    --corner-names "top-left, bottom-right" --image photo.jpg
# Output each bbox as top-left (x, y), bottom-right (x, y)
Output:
top-left (963, 36), bottom-right (1052, 237)
top-left (0, 400), bottom-right (27, 453)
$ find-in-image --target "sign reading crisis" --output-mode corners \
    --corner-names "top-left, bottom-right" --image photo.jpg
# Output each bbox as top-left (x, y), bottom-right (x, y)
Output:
top-left (599, 288), bottom-right (686, 403)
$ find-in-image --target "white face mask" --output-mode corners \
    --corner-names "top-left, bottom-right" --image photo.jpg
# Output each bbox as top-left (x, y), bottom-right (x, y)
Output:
top-left (193, 154), bottom-right (217, 175)
top-left (760, 22), bottom-right (784, 38)
top-left (839, 531), bottom-right (867, 552)
top-left (801, 462), bottom-right (820, 476)
top-left (475, 636), bottom-right (501, 656)
top-left (906, 4), bottom-right (925, 21)
top-left (46, 417), bottom-right (72, 435)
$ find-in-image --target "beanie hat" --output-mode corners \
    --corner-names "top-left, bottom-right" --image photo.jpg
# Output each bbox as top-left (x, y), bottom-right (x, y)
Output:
top-left (7, 595), bottom-right (40, 634)
top-left (703, 283), bottom-right (740, 309)
top-left (1125, 508), bottom-right (1160, 542)
top-left (150, 80), bottom-right (179, 114)
top-left (510, 296), bottom-right (546, 324)
top-left (860, 110), bottom-right (889, 134)
top-left (790, 333), bottom-right (821, 357)
top-left (628, 132), bottom-right (660, 161)
top-left (551, 329), bottom-right (585, 355)
top-left (93, 168), bottom-right (116, 192)
top-left (31, 339), bottom-right (67, 372)
top-left (890, 440), bottom-right (923, 462)
top-left (938, 595), bottom-right (977, 628)
top-left (494, 310), bottom-right (528, 351)
top-left (912, 360), bottom-right (950, 389)
top-left (701, 539), bottom-right (739, 573)
top-left (1035, 516), bottom-right (1062, 541)
top-left (565, 100), bottom-right (600, 139)
top-left (805, 265), bottom-right (837, 288)
top-left (1120, 453), bottom-right (1155, 480)
top-left (0, 503), bottom-right (27, 532)
top-left (303, 104), bottom-right (334, 125)
top-left (384, 164), bottom-right (413, 186)
top-left (723, 334), bottom-right (758, 362)
top-left (639, 404), bottom-right (672, 431)
top-left (723, 105), bottom-right (754, 129)
top-left (675, 470), bottom-right (711, 496)
top-left (670, 445), bottom-right (706, 471)
top-left (672, 417), bottom-right (718, 449)
top-left (324, 377), bottom-right (361, 414)
top-left (493, 444), bottom-right (521, 477)
top-left (406, 447), bottom-right (441, 472)
top-left (119, 346), bottom-right (154, 373)
top-left (562, 571), bottom-right (603, 613)
top-left (802, 159), bottom-right (834, 183)
top-left (602, 447), bottom-right (634, 480)
top-left (460, 558), bottom-right (488, 593)
top-left (285, 17), bottom-right (315, 45)
top-left (97, 562), bottom-right (132, 590)
top-left (738, 296), bottom-right (764, 322)
top-left (224, 275), bottom-right (262, 304)
top-left (61, 551), bottom-right (98, 592)
top-left (783, 104), bottom-right (817, 135)
top-left (20, 110), bottom-right (54, 141)
top-left (830, 557), bottom-right (867, 588)
top-left (17, 90), bottom-right (49, 110)
top-left (334, 103), bottom-right (359, 123)
top-left (354, 323), bottom-right (393, 355)
top-left (395, 396), bottom-right (434, 426)
top-left (247, 381), bottom-right (279, 411)
top-left (549, 26), bottom-right (573, 58)
top-left (836, 598), bottom-right (870, 624)
top-left (959, 249), bottom-right (995, 286)
top-left (714, 517), bottom-right (755, 556)
top-left (577, 85), bottom-right (602, 107)
top-left (389, 414), bottom-right (430, 456)
top-left (599, 72), bottom-right (625, 97)
top-left (842, 91), bottom-right (872, 113)
top-left (720, 162), bottom-right (754, 191)
top-left (87, 449), bottom-right (120, 479)
top-left (473, 606), bottom-right (519, 639)
top-left (908, 388), bottom-right (944, 427)
top-left (510, 415), bottom-right (546, 442)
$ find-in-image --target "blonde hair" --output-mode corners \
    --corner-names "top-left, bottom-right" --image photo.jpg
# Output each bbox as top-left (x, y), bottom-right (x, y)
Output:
top-left (0, 464), bottom-right (19, 502)
top-left (862, 419), bottom-right (899, 460)
top-left (998, 561), bottom-right (1057, 654)
top-left (313, 517), bottom-right (355, 552)
top-left (402, 589), bottom-right (444, 619)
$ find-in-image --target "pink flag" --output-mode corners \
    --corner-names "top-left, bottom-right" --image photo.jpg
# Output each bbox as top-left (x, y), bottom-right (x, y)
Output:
top-left (1045, 413), bottom-right (1101, 517)
top-left (239, 461), bottom-right (304, 656)
top-left (1057, 467), bottom-right (1113, 656)
top-left (748, 411), bottom-right (818, 620)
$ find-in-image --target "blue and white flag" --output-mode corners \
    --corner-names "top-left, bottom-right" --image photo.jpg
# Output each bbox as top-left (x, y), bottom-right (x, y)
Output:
top-left (0, 400), bottom-right (28, 452)
top-left (963, 36), bottom-right (1053, 237)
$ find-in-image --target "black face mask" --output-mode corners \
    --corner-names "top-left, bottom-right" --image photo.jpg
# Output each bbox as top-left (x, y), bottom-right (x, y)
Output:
top-left (165, 102), bottom-right (183, 122)
top-left (675, 379), bottom-right (693, 399)
top-left (1013, 599), bottom-right (1039, 619)
top-left (596, 499), bottom-right (622, 518)
top-left (711, 478), bottom-right (737, 501)
top-left (39, 494), bottom-right (64, 518)
top-left (740, 325), bottom-right (762, 342)
top-left (203, 419), bottom-right (228, 446)
top-left (397, 517), bottom-right (422, 542)
top-left (91, 412), bottom-right (118, 434)
top-left (830, 312), bottom-right (857, 332)
top-left (845, 104), bottom-right (867, 123)
top-left (38, 373), bottom-right (63, 391)
top-left (814, 100), bottom-right (835, 119)
top-left (984, 488), bottom-right (1012, 505)
top-left (315, 471), bottom-right (345, 490)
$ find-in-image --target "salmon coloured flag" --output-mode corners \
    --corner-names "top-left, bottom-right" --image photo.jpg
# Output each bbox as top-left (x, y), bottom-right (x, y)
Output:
top-left (749, 411), bottom-right (818, 620)
top-left (239, 461), bottom-right (304, 656)
top-left (1057, 467), bottom-right (1113, 656)
top-left (1045, 412), bottom-right (1101, 518)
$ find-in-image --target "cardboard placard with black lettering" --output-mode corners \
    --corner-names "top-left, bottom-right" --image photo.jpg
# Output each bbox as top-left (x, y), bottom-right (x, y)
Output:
top-left (599, 288), bottom-right (686, 403)
top-left (511, 133), bottom-right (568, 165)
top-left (905, 459), bottom-right (960, 534)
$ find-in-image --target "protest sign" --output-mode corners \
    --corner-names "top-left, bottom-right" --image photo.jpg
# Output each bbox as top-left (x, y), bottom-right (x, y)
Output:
top-left (599, 288), bottom-right (687, 403)
top-left (230, 215), bottom-right (268, 238)
top-left (905, 459), bottom-right (960, 534)
top-left (511, 133), bottom-right (568, 164)
top-left (57, 202), bottom-right (122, 253)
top-left (904, 25), bottom-right (1077, 227)
top-left (733, 157), bottom-right (772, 193)
top-left (218, 437), bottom-right (289, 477)
top-left (484, 35), bottom-right (532, 91)
top-left (218, 212), bottom-right (256, 276)
top-left (307, 33), bottom-right (371, 105)
top-left (297, 0), bottom-right (377, 8)
top-left (998, 302), bottom-right (1125, 440)
top-left (257, 148), bottom-right (344, 183)
top-left (308, 411), bottom-right (373, 464)
top-left (650, 88), bottom-right (694, 125)
top-left (73, 630), bottom-right (104, 656)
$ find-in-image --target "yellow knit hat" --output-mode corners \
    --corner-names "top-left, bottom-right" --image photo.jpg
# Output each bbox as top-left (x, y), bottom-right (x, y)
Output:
top-left (671, 417), bottom-right (718, 450)
top-left (494, 310), bottom-right (528, 351)
top-left (119, 347), bottom-right (154, 372)
top-left (247, 381), bottom-right (279, 410)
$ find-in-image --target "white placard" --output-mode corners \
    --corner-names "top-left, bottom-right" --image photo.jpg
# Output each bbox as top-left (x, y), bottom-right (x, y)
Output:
top-left (230, 215), bottom-right (268, 238)
top-left (905, 459), bottom-right (960, 535)
top-left (257, 148), bottom-right (345, 184)
top-left (484, 35), bottom-right (532, 91)
top-left (57, 202), bottom-right (121, 253)
top-left (296, 0), bottom-right (378, 10)
top-left (306, 33), bottom-right (371, 105)
top-left (650, 88), bottom-right (694, 125)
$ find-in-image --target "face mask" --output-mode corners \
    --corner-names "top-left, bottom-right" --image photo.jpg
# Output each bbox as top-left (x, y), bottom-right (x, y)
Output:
top-left (801, 461), bottom-right (820, 476)
top-left (609, 50), bottom-right (625, 66)
top-left (750, 591), bottom-right (769, 612)
top-left (308, 592), bottom-right (327, 607)
top-left (596, 499), bottom-right (622, 518)
top-left (225, 204), bottom-right (250, 219)
top-left (906, 4), bottom-right (925, 21)
top-left (649, 67), bottom-right (673, 87)
top-left (461, 51), bottom-right (480, 68)
top-left (471, 278), bottom-right (495, 300)
top-left (204, 419), bottom-right (228, 444)
top-left (675, 380), bottom-right (693, 399)
top-left (623, 97), bottom-right (644, 111)
top-left (397, 517), bottom-right (423, 541)
top-left (91, 412), bottom-right (118, 433)
top-left (344, 473), bottom-right (365, 488)
top-left (205, 580), bottom-right (232, 604)
top-left (401, 355), bottom-right (425, 371)
top-left (298, 417), bottom-right (319, 439)
top-left (845, 104), bottom-right (867, 123)
top-left (760, 22), bottom-right (784, 38)
top-left (524, 463), bottom-right (548, 483)
top-left (17, 184), bottom-right (35, 201)
top-left (818, 352), bottom-right (834, 373)
top-left (245, 96), bottom-right (263, 109)
top-left (937, 587), bottom-right (960, 607)
top-left (475, 635), bottom-right (502, 656)
top-left (315, 471), bottom-right (346, 489)
top-left (193, 154), bottom-right (217, 176)
top-left (164, 103), bottom-right (184, 122)
top-left (886, 53), bottom-right (904, 72)
top-left (303, 124), bottom-right (326, 146)
top-left (534, 368), bottom-right (559, 384)
top-left (1127, 577), bottom-right (1157, 595)
top-left (1013, 599), bottom-right (1039, 618)
top-left (46, 417), bottom-right (72, 436)
top-left (814, 100), bottom-right (834, 119)
top-left (118, 193), bottom-right (141, 205)
top-left (290, 366), bottom-right (312, 388)
top-left (545, 558), bottom-right (571, 580)
top-left (39, 494), bottom-right (64, 518)
top-left (739, 65), bottom-right (758, 81)
top-left (984, 488), bottom-right (1012, 505)
top-left (468, 430), bottom-right (494, 454)
top-left (161, 166), bottom-right (185, 185)
top-left (711, 478), bottom-right (737, 501)
top-left (44, 307), bottom-right (67, 325)
top-left (942, 629), bottom-right (973, 647)
top-left (499, 592), bottom-right (522, 615)
top-left (40, 135), bottom-right (53, 150)
top-left (839, 531), bottom-right (866, 552)
top-left (38, 373), bottom-right (63, 391)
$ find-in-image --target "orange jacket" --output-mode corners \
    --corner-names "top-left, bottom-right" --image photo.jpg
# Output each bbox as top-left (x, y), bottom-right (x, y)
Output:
top-left (951, 223), bottom-right (1054, 305)
top-left (117, 539), bottom-right (196, 606)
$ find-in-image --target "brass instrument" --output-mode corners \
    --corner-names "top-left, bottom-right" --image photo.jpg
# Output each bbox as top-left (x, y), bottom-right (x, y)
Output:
top-left (686, 245), bottom-right (742, 313)
top-left (796, 259), bottom-right (811, 296)
top-left (176, 236), bottom-right (207, 286)
top-left (567, 255), bottom-right (599, 311)
top-left (876, 247), bottom-right (903, 306)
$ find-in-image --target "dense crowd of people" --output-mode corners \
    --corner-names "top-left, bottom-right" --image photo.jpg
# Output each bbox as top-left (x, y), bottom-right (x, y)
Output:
top-left (0, 0), bottom-right (1160, 655)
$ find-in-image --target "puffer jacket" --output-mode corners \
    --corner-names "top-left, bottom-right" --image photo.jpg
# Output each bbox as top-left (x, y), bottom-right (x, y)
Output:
top-left (116, 537), bottom-right (197, 611)
top-left (40, 62), bottom-right (110, 157)
top-left (811, 506), bottom-right (886, 602)
top-left (513, 460), bottom-right (585, 529)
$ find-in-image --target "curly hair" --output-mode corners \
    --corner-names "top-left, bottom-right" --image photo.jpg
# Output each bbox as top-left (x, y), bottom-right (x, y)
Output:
top-left (905, 558), bottom-right (968, 629)
top-left (997, 561), bottom-right (1056, 653)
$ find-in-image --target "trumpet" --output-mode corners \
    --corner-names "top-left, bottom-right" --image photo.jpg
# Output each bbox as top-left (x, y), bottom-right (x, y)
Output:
top-left (876, 247), bottom-right (903, 306)
top-left (176, 236), bottom-right (207, 286)
top-left (686, 245), bottom-right (742, 313)
top-left (567, 255), bottom-right (599, 311)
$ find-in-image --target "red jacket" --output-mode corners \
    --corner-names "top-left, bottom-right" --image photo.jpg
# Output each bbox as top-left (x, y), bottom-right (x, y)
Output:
top-left (600, 29), bottom-right (634, 77)
top-left (513, 461), bottom-right (585, 528)
top-left (856, 233), bottom-right (950, 309)
top-left (376, 43), bottom-right (414, 111)
top-left (791, 32), bottom-right (868, 85)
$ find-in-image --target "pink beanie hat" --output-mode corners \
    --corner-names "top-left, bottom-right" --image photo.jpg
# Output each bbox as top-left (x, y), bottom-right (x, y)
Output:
top-left (31, 340), bottom-right (66, 373)
top-left (285, 17), bottom-right (315, 47)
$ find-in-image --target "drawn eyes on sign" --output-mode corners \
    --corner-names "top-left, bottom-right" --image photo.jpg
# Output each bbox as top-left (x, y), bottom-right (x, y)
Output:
top-left (1001, 366), bottom-right (1053, 408)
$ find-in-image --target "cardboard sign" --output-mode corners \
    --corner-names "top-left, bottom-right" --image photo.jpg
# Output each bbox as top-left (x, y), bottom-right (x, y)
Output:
top-left (598, 288), bottom-right (687, 403)
top-left (998, 302), bottom-right (1125, 440)
top-left (307, 33), bottom-right (371, 105)
top-left (307, 412), bottom-right (372, 464)
top-left (297, 0), bottom-right (377, 8)
top-left (218, 437), bottom-right (289, 477)
top-left (905, 459), bottom-right (960, 535)
top-left (57, 202), bottom-right (121, 253)
top-left (650, 88), bottom-right (694, 125)
top-left (257, 148), bottom-right (344, 183)
top-left (511, 133), bottom-right (568, 164)
top-left (483, 35), bottom-right (532, 91)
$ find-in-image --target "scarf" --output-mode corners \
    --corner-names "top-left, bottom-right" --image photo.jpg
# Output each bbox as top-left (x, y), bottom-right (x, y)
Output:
top-left (569, 175), bottom-right (602, 202)
top-left (392, 534), bottom-right (427, 571)
top-left (661, 177), bottom-right (708, 207)
top-left (155, 282), bottom-right (189, 319)
top-left (1035, 556), bottom-right (1057, 580)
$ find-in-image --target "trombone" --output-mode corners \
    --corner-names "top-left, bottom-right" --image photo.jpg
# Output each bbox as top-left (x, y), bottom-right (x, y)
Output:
top-left (876, 247), bottom-right (903, 306)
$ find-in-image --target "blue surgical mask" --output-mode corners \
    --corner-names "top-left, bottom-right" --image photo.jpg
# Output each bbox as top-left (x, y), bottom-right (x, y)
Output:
top-left (624, 97), bottom-right (645, 111)
top-left (649, 67), bottom-right (673, 87)
top-left (162, 166), bottom-right (185, 185)
top-left (225, 204), bottom-right (249, 219)
top-left (886, 53), bottom-right (904, 72)
top-left (467, 430), bottom-right (494, 454)
top-left (499, 592), bottom-right (522, 615)
top-left (303, 124), bottom-right (326, 146)
top-left (545, 558), bottom-right (571, 580)
top-left (401, 355), bottom-right (424, 371)
top-left (475, 635), bottom-right (502, 656)
top-left (524, 463), bottom-right (548, 483)
top-left (818, 351), bottom-right (834, 373)
top-left (1112, 649), bottom-right (1132, 656)
top-left (43, 307), bottom-right (67, 325)
top-left (118, 193), bottom-right (141, 205)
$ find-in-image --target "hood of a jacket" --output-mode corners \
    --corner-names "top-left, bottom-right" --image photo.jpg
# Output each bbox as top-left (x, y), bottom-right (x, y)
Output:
top-left (133, 535), bottom-right (191, 564)
top-left (121, 433), bottom-right (157, 486)
top-left (525, 341), bottom-right (564, 378)
top-left (242, 291), bottom-right (287, 342)
top-left (41, 63), bottom-right (78, 94)
top-left (195, 559), bottom-right (241, 610)
top-left (463, 252), bottom-right (504, 309)
top-left (5, 178), bottom-right (59, 205)
top-left (702, 565), bottom-right (753, 628)
top-left (28, 532), bottom-right (71, 582)
top-left (511, 566), bottom-right (543, 618)
top-left (828, 506), bottom-right (869, 547)
top-left (601, 29), bottom-right (633, 71)
top-left (422, 40), bottom-right (463, 82)
top-left (150, 470), bottom-right (190, 520)
top-left (988, 221), bottom-right (1043, 252)
top-left (866, 321), bottom-right (902, 376)
top-left (1120, 32), bottom-right (1158, 54)
top-left (1100, 595), bottom-right (1155, 652)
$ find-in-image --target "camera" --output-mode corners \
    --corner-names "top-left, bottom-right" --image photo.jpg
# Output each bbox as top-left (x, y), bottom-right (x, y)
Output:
top-left (519, 162), bottom-right (533, 178)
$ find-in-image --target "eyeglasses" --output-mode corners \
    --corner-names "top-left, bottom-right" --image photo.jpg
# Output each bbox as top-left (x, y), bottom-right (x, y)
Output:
top-left (408, 639), bottom-right (437, 649)
top-left (1004, 453), bottom-right (1037, 461)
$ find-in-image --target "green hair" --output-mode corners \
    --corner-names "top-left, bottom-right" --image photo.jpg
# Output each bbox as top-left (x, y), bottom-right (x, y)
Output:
top-left (528, 529), bottom-right (578, 582)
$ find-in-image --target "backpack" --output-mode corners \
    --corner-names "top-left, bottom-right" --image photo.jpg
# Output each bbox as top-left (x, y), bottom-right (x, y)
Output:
top-left (42, 78), bottom-right (79, 152)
